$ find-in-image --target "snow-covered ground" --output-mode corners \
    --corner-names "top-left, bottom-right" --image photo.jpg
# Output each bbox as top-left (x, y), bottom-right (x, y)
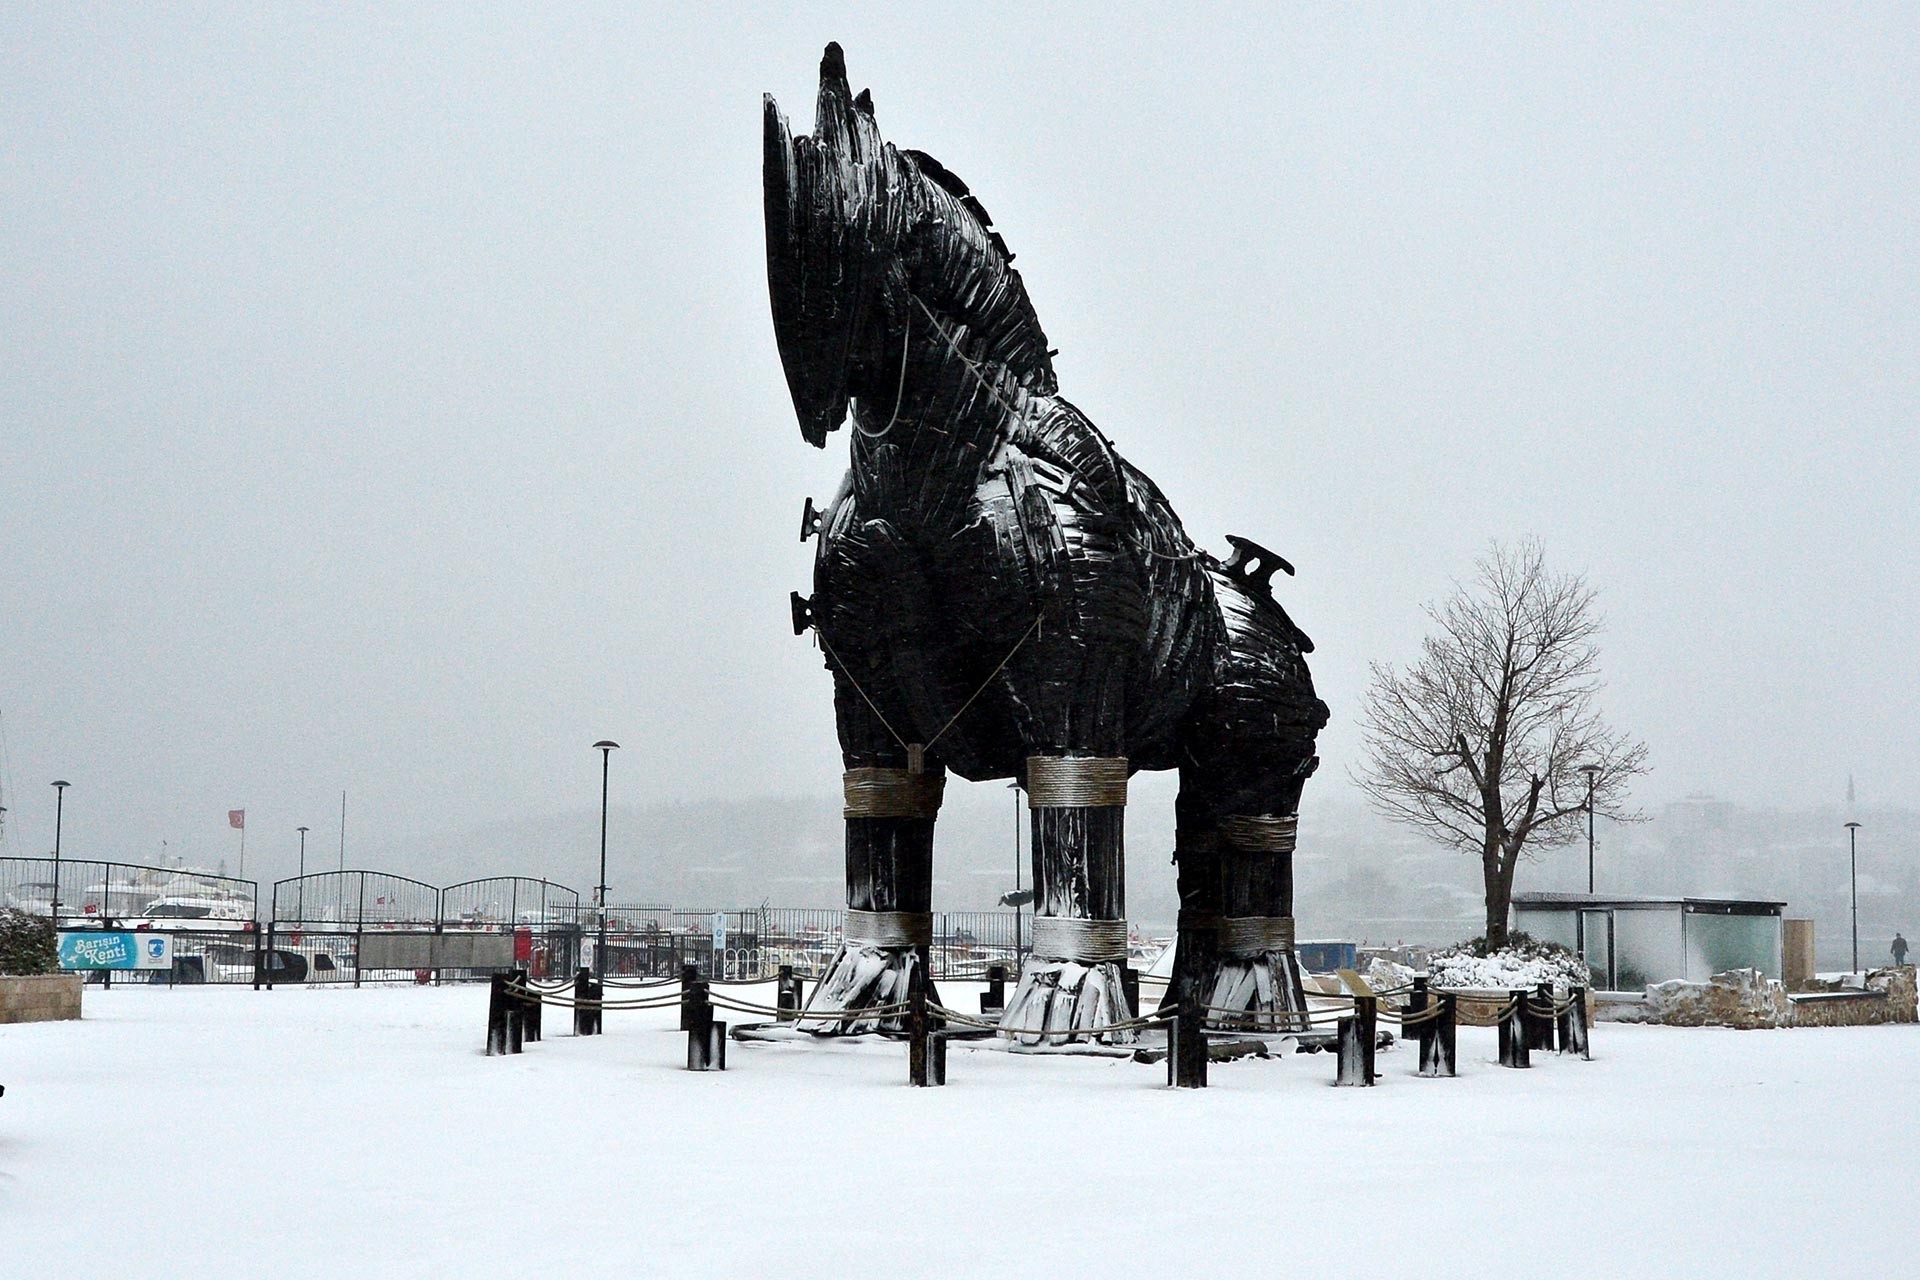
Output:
top-left (1, 983), bottom-right (1911, 1277)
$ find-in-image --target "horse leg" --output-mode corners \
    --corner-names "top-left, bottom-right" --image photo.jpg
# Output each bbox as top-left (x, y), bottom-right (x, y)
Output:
top-left (802, 675), bottom-right (944, 1035)
top-left (1164, 756), bottom-right (1316, 1032)
top-left (999, 678), bottom-right (1137, 1044)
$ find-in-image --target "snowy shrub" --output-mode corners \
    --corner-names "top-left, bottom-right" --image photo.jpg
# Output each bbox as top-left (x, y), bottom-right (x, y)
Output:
top-left (0, 907), bottom-right (58, 976)
top-left (1427, 931), bottom-right (1591, 993)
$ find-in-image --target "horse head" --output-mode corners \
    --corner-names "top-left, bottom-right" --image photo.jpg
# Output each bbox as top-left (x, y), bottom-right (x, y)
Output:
top-left (765, 44), bottom-right (1056, 447)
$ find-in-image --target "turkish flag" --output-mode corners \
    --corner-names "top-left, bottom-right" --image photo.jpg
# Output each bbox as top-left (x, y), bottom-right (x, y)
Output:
top-left (229, 809), bottom-right (245, 829)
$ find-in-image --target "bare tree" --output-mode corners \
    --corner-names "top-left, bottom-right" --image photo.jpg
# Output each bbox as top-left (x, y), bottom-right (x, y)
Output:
top-left (1356, 541), bottom-right (1648, 947)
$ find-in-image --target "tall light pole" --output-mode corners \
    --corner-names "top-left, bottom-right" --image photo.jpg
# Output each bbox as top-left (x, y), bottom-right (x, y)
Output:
top-left (593, 741), bottom-right (619, 978)
top-left (1845, 820), bottom-right (1861, 974)
top-left (296, 826), bottom-right (309, 920)
top-left (1580, 764), bottom-right (1601, 894)
top-left (50, 780), bottom-right (70, 923)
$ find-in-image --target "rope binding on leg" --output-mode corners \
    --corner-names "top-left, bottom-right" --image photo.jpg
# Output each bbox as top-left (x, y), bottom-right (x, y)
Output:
top-left (1217, 813), bottom-right (1298, 854)
top-left (844, 909), bottom-right (933, 951)
top-left (843, 909), bottom-right (934, 949)
top-left (1025, 756), bottom-right (1129, 808)
top-left (1217, 915), bottom-right (1296, 958)
top-left (1029, 916), bottom-right (1129, 963)
top-left (842, 767), bottom-right (944, 819)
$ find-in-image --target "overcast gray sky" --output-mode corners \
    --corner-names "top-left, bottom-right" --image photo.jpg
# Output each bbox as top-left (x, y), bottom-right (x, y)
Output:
top-left (4, 5), bottom-right (1915, 881)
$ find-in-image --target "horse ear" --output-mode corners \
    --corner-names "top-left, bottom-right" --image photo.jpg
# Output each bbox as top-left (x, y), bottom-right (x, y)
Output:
top-left (813, 43), bottom-right (881, 167)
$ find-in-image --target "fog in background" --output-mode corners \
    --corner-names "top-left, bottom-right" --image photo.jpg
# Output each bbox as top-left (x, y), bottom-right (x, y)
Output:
top-left (4, 7), bottom-right (1915, 936)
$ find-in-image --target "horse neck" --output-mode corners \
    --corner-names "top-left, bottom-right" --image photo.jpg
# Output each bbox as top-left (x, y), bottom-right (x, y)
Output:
top-left (847, 320), bottom-right (1023, 531)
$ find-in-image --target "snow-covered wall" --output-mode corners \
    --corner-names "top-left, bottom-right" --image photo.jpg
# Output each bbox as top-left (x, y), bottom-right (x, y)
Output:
top-left (1600, 966), bottom-right (1915, 1028)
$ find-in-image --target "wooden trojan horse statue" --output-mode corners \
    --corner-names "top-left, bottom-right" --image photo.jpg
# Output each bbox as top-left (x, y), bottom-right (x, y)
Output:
top-left (765, 45), bottom-right (1329, 1041)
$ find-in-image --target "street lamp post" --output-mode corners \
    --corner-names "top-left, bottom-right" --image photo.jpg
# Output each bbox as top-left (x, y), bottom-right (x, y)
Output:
top-left (1845, 821), bottom-right (1861, 974)
top-left (50, 780), bottom-right (70, 923)
top-left (1008, 779), bottom-right (1023, 959)
top-left (593, 741), bottom-right (619, 978)
top-left (1580, 764), bottom-right (1601, 894)
top-left (296, 826), bottom-right (309, 920)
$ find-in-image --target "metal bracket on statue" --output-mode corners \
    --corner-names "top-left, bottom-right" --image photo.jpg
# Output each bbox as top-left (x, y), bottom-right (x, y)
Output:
top-left (1222, 535), bottom-right (1295, 595)
top-left (800, 496), bottom-right (823, 541)
top-left (790, 591), bottom-right (816, 635)
top-left (1222, 536), bottom-right (1314, 653)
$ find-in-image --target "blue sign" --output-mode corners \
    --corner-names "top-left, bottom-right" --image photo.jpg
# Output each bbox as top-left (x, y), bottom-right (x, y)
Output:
top-left (58, 931), bottom-right (174, 971)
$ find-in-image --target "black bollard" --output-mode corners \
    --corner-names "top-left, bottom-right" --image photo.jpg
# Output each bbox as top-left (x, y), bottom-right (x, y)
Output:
top-left (573, 966), bottom-right (594, 1037)
top-left (1408, 976), bottom-right (1433, 1071)
top-left (486, 973), bottom-right (509, 1056)
top-left (586, 979), bottom-right (603, 1035)
top-left (679, 963), bottom-right (699, 1031)
top-left (516, 969), bottom-right (541, 1044)
top-left (1498, 989), bottom-right (1530, 1068)
top-left (506, 983), bottom-right (525, 1055)
top-left (777, 964), bottom-right (804, 1022)
top-left (1121, 965), bottom-right (1141, 1019)
top-left (908, 972), bottom-right (940, 1087)
top-left (685, 973), bottom-right (718, 1070)
top-left (929, 1031), bottom-right (948, 1085)
top-left (1169, 1002), bottom-right (1209, 1089)
top-left (980, 963), bottom-right (1007, 1015)
top-left (1336, 995), bottom-right (1377, 1086)
top-left (1419, 991), bottom-right (1458, 1078)
top-left (1569, 985), bottom-right (1592, 1060)
top-left (1529, 981), bottom-right (1555, 1052)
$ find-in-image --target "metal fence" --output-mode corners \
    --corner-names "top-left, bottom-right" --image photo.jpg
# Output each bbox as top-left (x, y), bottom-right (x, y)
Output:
top-left (3, 853), bottom-right (1042, 988)
top-left (1, 856), bottom-right (257, 926)
top-left (541, 906), bottom-right (1033, 981)
top-left (441, 876), bottom-right (580, 929)
top-left (262, 872), bottom-right (586, 986)
top-left (549, 904), bottom-right (756, 980)
top-left (744, 907), bottom-right (1031, 980)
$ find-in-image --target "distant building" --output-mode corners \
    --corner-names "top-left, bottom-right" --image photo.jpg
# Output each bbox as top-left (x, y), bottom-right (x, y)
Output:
top-left (1514, 892), bottom-right (1784, 990)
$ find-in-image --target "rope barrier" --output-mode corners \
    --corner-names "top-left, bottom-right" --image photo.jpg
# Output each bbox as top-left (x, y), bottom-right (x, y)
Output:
top-left (926, 1006), bottom-right (1000, 1031)
top-left (937, 1002), bottom-right (1175, 1040)
top-left (503, 973), bottom-right (1566, 1052)
top-left (1204, 1004), bottom-right (1348, 1026)
top-left (505, 987), bottom-right (684, 1012)
top-left (708, 993), bottom-right (914, 1023)
top-left (1032, 1014), bottom-right (1174, 1034)
top-left (1452, 996), bottom-right (1522, 1027)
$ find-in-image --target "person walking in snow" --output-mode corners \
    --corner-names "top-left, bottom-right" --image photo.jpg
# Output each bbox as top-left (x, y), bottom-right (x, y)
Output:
top-left (1892, 932), bottom-right (1909, 966)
